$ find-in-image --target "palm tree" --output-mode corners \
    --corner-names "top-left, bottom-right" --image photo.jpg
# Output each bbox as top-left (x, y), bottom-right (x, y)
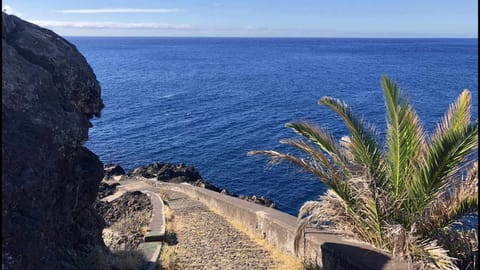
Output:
top-left (248, 76), bottom-right (478, 270)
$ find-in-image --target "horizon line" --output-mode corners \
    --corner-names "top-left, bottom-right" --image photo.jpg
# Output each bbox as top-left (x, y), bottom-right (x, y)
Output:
top-left (63, 35), bottom-right (478, 39)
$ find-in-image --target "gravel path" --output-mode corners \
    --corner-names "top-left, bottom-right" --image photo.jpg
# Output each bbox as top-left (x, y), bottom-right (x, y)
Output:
top-left (163, 190), bottom-right (277, 270)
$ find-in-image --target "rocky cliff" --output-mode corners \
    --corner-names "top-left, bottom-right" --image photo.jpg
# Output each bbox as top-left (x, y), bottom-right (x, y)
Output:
top-left (2, 13), bottom-right (105, 269)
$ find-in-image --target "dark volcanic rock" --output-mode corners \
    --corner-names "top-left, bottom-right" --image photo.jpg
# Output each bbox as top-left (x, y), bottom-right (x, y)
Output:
top-left (130, 162), bottom-right (276, 208)
top-left (130, 162), bottom-right (223, 191)
top-left (103, 163), bottom-right (125, 179)
top-left (129, 162), bottom-right (165, 178)
top-left (94, 191), bottom-right (152, 251)
top-left (129, 162), bottom-right (203, 183)
top-left (193, 179), bottom-right (222, 192)
top-left (95, 191), bottom-right (152, 226)
top-left (237, 195), bottom-right (276, 208)
top-left (97, 182), bottom-right (120, 199)
top-left (2, 13), bottom-right (105, 270)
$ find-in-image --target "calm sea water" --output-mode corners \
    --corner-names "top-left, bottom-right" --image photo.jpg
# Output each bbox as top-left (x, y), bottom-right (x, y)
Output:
top-left (67, 37), bottom-right (478, 216)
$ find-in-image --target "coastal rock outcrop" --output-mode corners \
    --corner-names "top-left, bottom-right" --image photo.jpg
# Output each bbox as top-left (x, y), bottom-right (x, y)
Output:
top-left (97, 182), bottom-right (120, 199)
top-left (128, 162), bottom-right (276, 208)
top-left (129, 162), bottom-right (203, 182)
top-left (103, 163), bottom-right (126, 180)
top-left (129, 162), bottom-right (222, 191)
top-left (2, 13), bottom-right (105, 270)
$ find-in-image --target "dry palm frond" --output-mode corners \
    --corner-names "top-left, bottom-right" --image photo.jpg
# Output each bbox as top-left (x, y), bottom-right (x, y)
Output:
top-left (413, 238), bottom-right (458, 270)
top-left (437, 229), bottom-right (478, 270)
top-left (279, 138), bottom-right (342, 178)
top-left (419, 162), bottom-right (478, 234)
top-left (384, 224), bottom-right (458, 270)
top-left (294, 190), bottom-right (355, 253)
top-left (339, 135), bottom-right (355, 161)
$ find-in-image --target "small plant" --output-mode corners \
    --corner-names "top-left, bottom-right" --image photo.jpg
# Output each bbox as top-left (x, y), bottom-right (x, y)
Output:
top-left (159, 191), bottom-right (171, 202)
top-left (158, 246), bottom-right (179, 270)
top-left (249, 76), bottom-right (478, 269)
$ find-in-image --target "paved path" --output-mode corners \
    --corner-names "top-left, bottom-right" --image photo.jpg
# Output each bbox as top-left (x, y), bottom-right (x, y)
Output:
top-left (164, 190), bottom-right (276, 270)
top-left (110, 179), bottom-right (278, 269)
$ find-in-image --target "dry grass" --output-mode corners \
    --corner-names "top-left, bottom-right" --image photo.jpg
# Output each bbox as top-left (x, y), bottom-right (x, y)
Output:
top-left (210, 208), bottom-right (304, 270)
top-left (164, 204), bottom-right (174, 223)
top-left (157, 200), bottom-right (180, 270)
top-left (158, 246), bottom-right (179, 270)
top-left (159, 191), bottom-right (171, 202)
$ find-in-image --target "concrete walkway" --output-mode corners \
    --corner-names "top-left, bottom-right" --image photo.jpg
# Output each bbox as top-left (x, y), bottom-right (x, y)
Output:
top-left (163, 190), bottom-right (276, 269)
top-left (109, 179), bottom-right (278, 269)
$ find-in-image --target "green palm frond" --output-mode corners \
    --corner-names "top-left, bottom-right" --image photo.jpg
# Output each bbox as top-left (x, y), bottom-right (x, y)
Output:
top-left (358, 197), bottom-right (385, 248)
top-left (279, 138), bottom-right (340, 176)
top-left (382, 75), bottom-right (426, 198)
top-left (420, 162), bottom-right (478, 233)
top-left (248, 149), bottom-right (329, 180)
top-left (433, 89), bottom-right (472, 140)
top-left (410, 123), bottom-right (478, 215)
top-left (285, 121), bottom-right (349, 164)
top-left (449, 196), bottom-right (478, 223)
top-left (247, 150), bottom-right (356, 208)
top-left (319, 96), bottom-right (387, 185)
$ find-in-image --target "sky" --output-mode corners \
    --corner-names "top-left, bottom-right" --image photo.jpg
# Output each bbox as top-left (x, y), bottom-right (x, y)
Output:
top-left (2, 0), bottom-right (478, 37)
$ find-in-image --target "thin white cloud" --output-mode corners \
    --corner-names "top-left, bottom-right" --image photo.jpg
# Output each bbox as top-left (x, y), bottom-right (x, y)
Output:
top-left (2, 4), bottom-right (12, 13)
top-left (56, 8), bottom-right (183, 14)
top-left (29, 20), bottom-right (191, 30)
top-left (2, 4), bottom-right (23, 17)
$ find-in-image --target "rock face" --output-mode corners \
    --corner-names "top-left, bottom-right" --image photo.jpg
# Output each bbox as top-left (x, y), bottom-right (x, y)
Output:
top-left (2, 13), bottom-right (105, 270)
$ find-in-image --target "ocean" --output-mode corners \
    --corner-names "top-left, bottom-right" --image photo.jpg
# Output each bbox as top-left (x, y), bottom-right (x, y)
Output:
top-left (67, 37), bottom-right (478, 216)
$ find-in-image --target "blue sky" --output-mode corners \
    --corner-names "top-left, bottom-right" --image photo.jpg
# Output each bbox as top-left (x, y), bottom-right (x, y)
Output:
top-left (3, 0), bottom-right (478, 37)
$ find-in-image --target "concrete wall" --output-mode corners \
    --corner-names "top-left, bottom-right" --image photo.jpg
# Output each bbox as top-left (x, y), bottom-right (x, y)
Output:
top-left (155, 181), bottom-right (410, 270)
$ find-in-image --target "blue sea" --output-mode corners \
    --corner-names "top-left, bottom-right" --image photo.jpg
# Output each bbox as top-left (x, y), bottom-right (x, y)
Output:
top-left (67, 37), bottom-right (478, 216)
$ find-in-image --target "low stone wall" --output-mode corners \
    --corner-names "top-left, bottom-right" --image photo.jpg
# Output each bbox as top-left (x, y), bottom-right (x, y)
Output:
top-left (154, 181), bottom-right (409, 270)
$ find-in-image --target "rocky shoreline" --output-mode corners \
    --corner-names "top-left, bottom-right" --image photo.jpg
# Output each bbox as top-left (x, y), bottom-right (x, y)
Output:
top-left (104, 162), bottom-right (277, 208)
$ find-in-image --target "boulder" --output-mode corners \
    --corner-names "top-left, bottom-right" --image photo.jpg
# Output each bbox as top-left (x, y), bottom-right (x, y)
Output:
top-left (237, 195), bottom-right (276, 208)
top-left (103, 163), bottom-right (126, 179)
top-left (2, 13), bottom-right (105, 269)
top-left (97, 182), bottom-right (120, 199)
